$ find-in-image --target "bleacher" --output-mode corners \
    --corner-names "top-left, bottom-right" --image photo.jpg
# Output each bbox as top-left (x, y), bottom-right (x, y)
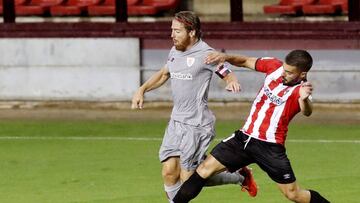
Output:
top-left (264, 0), bottom-right (348, 15)
top-left (0, 0), bottom-right (180, 16)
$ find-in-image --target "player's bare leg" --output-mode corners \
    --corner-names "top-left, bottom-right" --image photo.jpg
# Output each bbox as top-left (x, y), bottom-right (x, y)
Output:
top-left (162, 157), bottom-right (181, 202)
top-left (197, 154), bottom-right (227, 178)
top-left (180, 169), bottom-right (194, 182)
top-left (277, 182), bottom-right (329, 203)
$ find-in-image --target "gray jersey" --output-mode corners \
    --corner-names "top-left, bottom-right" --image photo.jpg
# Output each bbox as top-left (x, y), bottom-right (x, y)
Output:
top-left (166, 40), bottom-right (216, 126)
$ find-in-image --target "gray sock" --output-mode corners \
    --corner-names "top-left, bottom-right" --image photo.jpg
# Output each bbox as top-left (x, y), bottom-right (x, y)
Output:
top-left (205, 171), bottom-right (245, 187)
top-left (164, 181), bottom-right (182, 202)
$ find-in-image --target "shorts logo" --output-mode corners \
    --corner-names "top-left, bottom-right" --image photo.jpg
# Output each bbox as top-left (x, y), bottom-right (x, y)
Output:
top-left (187, 57), bottom-right (195, 67)
top-left (283, 174), bottom-right (291, 179)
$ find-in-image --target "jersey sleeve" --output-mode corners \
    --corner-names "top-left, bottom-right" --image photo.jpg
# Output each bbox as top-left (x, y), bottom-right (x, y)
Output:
top-left (255, 57), bottom-right (283, 75)
top-left (166, 47), bottom-right (176, 67)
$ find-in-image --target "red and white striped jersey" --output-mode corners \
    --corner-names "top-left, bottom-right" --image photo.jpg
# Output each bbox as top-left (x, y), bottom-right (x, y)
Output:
top-left (242, 57), bottom-right (302, 145)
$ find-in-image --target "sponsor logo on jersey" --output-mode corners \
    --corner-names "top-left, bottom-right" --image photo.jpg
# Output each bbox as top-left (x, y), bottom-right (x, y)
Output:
top-left (264, 86), bottom-right (285, 106)
top-left (170, 72), bottom-right (193, 80)
top-left (187, 57), bottom-right (195, 67)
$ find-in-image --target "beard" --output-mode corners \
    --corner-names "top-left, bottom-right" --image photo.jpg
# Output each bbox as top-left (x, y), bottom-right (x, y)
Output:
top-left (174, 44), bottom-right (186, 51)
top-left (173, 37), bottom-right (191, 52)
top-left (282, 77), bottom-right (302, 86)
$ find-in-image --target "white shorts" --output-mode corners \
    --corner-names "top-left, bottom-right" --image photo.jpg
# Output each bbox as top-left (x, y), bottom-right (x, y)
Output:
top-left (159, 119), bottom-right (215, 171)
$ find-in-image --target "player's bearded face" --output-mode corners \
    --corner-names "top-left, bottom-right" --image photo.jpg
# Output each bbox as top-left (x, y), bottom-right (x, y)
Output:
top-left (171, 19), bottom-right (192, 51)
top-left (282, 64), bottom-right (305, 86)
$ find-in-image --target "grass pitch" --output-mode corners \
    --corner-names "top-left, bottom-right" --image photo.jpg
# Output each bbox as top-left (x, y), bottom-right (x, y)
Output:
top-left (0, 118), bottom-right (359, 203)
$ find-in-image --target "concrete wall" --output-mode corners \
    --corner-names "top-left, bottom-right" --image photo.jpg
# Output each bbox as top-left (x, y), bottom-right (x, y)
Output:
top-left (0, 38), bottom-right (358, 103)
top-left (141, 49), bottom-right (360, 103)
top-left (0, 38), bottom-right (140, 101)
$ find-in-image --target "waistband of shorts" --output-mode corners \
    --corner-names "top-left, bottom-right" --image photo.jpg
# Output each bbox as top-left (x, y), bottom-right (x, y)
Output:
top-left (235, 130), bottom-right (282, 147)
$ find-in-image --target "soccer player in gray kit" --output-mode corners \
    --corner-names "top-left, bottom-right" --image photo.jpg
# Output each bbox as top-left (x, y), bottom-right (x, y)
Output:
top-left (131, 11), bottom-right (257, 202)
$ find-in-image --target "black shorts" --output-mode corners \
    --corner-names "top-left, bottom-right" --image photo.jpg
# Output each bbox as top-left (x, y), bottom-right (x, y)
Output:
top-left (211, 130), bottom-right (296, 184)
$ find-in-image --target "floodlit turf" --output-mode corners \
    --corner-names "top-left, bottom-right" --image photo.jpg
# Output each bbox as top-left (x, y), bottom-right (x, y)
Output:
top-left (0, 119), bottom-right (359, 203)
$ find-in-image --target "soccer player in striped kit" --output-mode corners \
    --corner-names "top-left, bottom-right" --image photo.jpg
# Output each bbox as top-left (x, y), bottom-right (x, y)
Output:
top-left (131, 11), bottom-right (257, 202)
top-left (173, 50), bottom-right (330, 203)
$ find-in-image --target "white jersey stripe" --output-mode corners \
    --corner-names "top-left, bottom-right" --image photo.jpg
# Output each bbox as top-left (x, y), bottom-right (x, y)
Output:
top-left (252, 99), bottom-right (270, 138)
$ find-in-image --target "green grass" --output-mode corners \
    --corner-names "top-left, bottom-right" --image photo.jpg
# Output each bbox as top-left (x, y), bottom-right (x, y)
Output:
top-left (0, 119), bottom-right (359, 203)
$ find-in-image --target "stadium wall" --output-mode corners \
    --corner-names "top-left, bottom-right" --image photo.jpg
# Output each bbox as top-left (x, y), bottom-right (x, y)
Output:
top-left (0, 38), bottom-right (139, 101)
top-left (0, 22), bottom-right (359, 103)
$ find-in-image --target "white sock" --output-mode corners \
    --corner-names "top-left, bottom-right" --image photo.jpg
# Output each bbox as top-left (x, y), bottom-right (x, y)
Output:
top-left (205, 171), bottom-right (245, 187)
top-left (164, 181), bottom-right (182, 202)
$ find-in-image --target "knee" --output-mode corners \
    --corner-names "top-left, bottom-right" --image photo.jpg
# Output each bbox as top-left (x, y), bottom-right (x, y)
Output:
top-left (283, 188), bottom-right (300, 202)
top-left (196, 162), bottom-right (216, 179)
top-left (162, 165), bottom-right (180, 183)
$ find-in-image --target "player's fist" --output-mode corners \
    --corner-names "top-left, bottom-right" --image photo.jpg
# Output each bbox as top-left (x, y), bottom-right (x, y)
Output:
top-left (299, 81), bottom-right (313, 100)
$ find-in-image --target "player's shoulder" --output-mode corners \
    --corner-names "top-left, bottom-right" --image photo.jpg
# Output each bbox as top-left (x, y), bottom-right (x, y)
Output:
top-left (201, 40), bottom-right (215, 52)
top-left (168, 46), bottom-right (176, 55)
top-left (256, 57), bottom-right (283, 68)
top-left (257, 57), bottom-right (282, 64)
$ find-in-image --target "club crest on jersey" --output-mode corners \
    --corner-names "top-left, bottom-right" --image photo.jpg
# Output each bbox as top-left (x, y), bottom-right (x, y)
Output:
top-left (187, 57), bottom-right (195, 67)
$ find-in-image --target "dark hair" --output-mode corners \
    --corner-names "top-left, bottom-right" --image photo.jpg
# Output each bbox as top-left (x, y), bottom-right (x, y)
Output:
top-left (285, 50), bottom-right (313, 72)
top-left (174, 11), bottom-right (202, 39)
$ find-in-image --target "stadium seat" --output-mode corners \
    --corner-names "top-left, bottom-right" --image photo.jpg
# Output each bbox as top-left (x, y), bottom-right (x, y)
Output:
top-left (263, 0), bottom-right (316, 15)
top-left (15, 0), bottom-right (63, 16)
top-left (87, 0), bottom-right (160, 16)
top-left (50, 0), bottom-right (103, 16)
top-left (142, 0), bottom-right (180, 11)
top-left (0, 0), bottom-right (28, 15)
top-left (302, 0), bottom-right (346, 14)
top-left (128, 0), bottom-right (180, 15)
top-left (341, 0), bottom-right (348, 14)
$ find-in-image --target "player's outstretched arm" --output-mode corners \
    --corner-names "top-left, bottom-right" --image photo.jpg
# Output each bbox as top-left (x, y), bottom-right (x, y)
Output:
top-left (131, 66), bottom-right (170, 109)
top-left (299, 81), bottom-right (313, 116)
top-left (205, 52), bottom-right (257, 70)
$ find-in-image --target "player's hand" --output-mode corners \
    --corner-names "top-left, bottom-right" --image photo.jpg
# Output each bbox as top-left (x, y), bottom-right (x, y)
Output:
top-left (131, 89), bottom-right (145, 109)
top-left (299, 81), bottom-right (313, 100)
top-left (225, 81), bottom-right (241, 93)
top-left (205, 52), bottom-right (226, 65)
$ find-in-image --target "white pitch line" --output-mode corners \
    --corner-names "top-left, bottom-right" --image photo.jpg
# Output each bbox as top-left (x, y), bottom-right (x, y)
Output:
top-left (0, 136), bottom-right (359, 143)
